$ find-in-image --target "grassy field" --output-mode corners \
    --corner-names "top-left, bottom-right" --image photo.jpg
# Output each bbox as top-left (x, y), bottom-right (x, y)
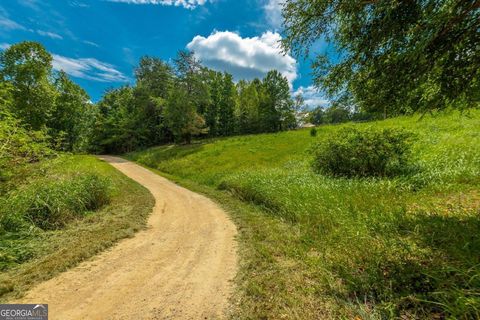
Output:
top-left (0, 155), bottom-right (154, 301)
top-left (128, 110), bottom-right (480, 319)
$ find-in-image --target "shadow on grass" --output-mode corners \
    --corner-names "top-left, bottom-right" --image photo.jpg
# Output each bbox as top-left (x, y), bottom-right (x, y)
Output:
top-left (340, 212), bottom-right (480, 318)
top-left (126, 142), bottom-right (205, 168)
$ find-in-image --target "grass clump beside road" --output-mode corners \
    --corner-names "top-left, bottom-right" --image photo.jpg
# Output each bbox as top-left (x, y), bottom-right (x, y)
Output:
top-left (0, 155), bottom-right (154, 300)
top-left (128, 110), bottom-right (480, 319)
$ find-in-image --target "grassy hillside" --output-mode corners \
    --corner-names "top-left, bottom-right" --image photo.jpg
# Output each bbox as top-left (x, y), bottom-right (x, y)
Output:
top-left (0, 155), bottom-right (154, 301)
top-left (128, 110), bottom-right (480, 319)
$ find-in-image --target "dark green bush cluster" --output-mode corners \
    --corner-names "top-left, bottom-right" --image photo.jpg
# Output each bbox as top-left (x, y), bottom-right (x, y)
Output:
top-left (0, 109), bottom-right (53, 185)
top-left (310, 127), bottom-right (317, 137)
top-left (0, 174), bottom-right (110, 232)
top-left (312, 127), bottom-right (414, 177)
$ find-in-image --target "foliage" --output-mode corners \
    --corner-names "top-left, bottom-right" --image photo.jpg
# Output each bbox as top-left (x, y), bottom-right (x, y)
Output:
top-left (129, 110), bottom-right (480, 319)
top-left (164, 85), bottom-right (207, 144)
top-left (92, 50), bottom-right (297, 152)
top-left (0, 41), bottom-right (56, 130)
top-left (0, 155), bottom-right (154, 299)
top-left (309, 127), bottom-right (317, 137)
top-left (311, 127), bottom-right (414, 177)
top-left (0, 174), bottom-right (110, 232)
top-left (50, 71), bottom-right (92, 151)
top-left (282, 0), bottom-right (480, 114)
top-left (0, 106), bottom-right (52, 184)
top-left (0, 41), bottom-right (95, 152)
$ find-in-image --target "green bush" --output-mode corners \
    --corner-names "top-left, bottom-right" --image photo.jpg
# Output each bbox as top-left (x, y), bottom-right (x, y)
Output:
top-left (310, 127), bottom-right (317, 137)
top-left (0, 174), bottom-right (110, 231)
top-left (0, 109), bottom-right (53, 186)
top-left (312, 127), bottom-right (414, 177)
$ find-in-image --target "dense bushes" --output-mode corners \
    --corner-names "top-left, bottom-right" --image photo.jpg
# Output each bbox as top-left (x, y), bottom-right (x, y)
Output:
top-left (0, 173), bottom-right (110, 232)
top-left (311, 127), bottom-right (414, 177)
top-left (0, 108), bottom-right (53, 187)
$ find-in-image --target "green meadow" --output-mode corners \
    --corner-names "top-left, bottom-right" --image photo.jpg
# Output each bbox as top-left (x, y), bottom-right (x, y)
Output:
top-left (128, 110), bottom-right (480, 319)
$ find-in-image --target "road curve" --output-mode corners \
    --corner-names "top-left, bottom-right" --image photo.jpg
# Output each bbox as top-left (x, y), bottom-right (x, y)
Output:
top-left (16, 156), bottom-right (238, 320)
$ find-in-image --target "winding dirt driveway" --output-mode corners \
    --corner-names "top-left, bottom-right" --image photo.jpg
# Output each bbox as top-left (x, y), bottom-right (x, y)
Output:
top-left (17, 156), bottom-right (238, 319)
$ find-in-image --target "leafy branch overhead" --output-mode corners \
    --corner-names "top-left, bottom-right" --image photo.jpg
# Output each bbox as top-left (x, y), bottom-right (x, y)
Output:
top-left (282, 0), bottom-right (480, 115)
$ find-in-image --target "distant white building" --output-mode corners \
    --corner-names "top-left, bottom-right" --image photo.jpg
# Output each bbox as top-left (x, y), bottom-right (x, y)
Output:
top-left (296, 111), bottom-right (314, 128)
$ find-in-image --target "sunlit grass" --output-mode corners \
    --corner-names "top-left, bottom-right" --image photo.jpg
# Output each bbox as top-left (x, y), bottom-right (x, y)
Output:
top-left (128, 110), bottom-right (480, 319)
top-left (0, 155), bottom-right (154, 300)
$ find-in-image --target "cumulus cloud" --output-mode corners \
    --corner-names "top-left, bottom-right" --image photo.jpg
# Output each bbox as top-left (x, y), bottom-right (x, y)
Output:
top-left (187, 30), bottom-right (297, 84)
top-left (52, 55), bottom-right (130, 82)
top-left (294, 85), bottom-right (330, 108)
top-left (106, 0), bottom-right (208, 9)
top-left (264, 0), bottom-right (284, 30)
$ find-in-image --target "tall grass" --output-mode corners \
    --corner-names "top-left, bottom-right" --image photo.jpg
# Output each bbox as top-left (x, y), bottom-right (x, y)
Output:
top-left (1, 174), bottom-right (110, 232)
top-left (0, 155), bottom-right (154, 300)
top-left (128, 110), bottom-right (480, 319)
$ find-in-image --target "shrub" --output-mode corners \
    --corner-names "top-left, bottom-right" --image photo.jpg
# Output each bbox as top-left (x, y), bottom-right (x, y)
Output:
top-left (311, 127), bottom-right (414, 177)
top-left (0, 174), bottom-right (111, 231)
top-left (310, 127), bottom-right (317, 137)
top-left (0, 109), bottom-right (53, 184)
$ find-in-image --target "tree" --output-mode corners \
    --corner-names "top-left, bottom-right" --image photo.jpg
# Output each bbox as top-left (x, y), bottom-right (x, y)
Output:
top-left (261, 70), bottom-right (294, 131)
top-left (309, 106), bottom-right (325, 125)
top-left (133, 57), bottom-right (173, 146)
top-left (282, 0), bottom-right (480, 114)
top-left (174, 51), bottom-right (210, 118)
top-left (324, 104), bottom-right (351, 124)
top-left (204, 70), bottom-right (222, 137)
top-left (218, 73), bottom-right (236, 136)
top-left (92, 86), bottom-right (148, 153)
top-left (0, 41), bottom-right (56, 129)
top-left (164, 85), bottom-right (207, 144)
top-left (50, 71), bottom-right (91, 151)
top-left (135, 56), bottom-right (172, 99)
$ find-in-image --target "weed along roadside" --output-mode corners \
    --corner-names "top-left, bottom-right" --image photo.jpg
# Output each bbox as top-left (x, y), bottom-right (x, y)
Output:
top-left (11, 156), bottom-right (238, 319)
top-left (0, 155), bottom-right (154, 301)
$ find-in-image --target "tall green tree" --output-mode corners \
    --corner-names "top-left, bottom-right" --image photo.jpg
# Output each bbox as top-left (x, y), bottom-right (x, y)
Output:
top-left (261, 70), bottom-right (294, 131)
top-left (135, 56), bottom-right (172, 99)
top-left (134, 57), bottom-right (174, 145)
top-left (0, 41), bottom-right (56, 129)
top-left (205, 70), bottom-right (222, 137)
top-left (282, 0), bottom-right (480, 114)
top-left (92, 86), bottom-right (148, 153)
top-left (50, 71), bottom-right (91, 151)
top-left (164, 85), bottom-right (207, 144)
top-left (218, 73), bottom-right (236, 136)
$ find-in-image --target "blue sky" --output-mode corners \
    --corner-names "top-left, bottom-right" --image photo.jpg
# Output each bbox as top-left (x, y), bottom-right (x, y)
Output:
top-left (0, 0), bottom-right (332, 106)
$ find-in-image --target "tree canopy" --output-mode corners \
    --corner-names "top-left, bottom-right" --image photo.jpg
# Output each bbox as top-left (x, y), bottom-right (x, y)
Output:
top-left (282, 0), bottom-right (480, 115)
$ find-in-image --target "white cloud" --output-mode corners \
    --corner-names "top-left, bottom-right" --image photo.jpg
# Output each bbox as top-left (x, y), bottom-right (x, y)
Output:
top-left (264, 0), bottom-right (284, 30)
top-left (294, 85), bottom-right (330, 108)
top-left (37, 30), bottom-right (63, 39)
top-left (0, 43), bottom-right (10, 50)
top-left (106, 0), bottom-right (208, 9)
top-left (52, 54), bottom-right (130, 82)
top-left (0, 16), bottom-right (26, 30)
top-left (83, 40), bottom-right (99, 47)
top-left (187, 30), bottom-right (297, 84)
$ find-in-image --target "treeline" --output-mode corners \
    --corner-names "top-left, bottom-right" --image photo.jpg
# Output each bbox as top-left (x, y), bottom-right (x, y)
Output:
top-left (307, 104), bottom-right (376, 125)
top-left (0, 42), bottom-right (93, 153)
top-left (92, 51), bottom-right (296, 153)
top-left (1, 41), bottom-right (298, 156)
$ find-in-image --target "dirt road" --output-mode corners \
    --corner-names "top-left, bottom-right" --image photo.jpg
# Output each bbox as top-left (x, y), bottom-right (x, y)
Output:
top-left (17, 156), bottom-right (238, 319)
